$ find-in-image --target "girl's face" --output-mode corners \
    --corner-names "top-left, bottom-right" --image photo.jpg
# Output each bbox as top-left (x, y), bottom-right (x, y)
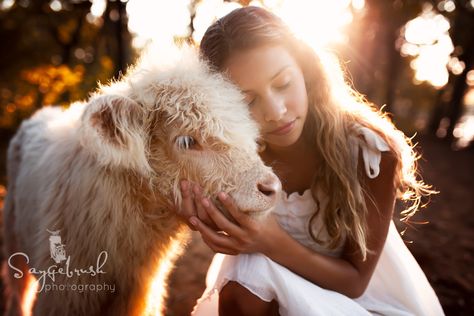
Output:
top-left (223, 45), bottom-right (309, 150)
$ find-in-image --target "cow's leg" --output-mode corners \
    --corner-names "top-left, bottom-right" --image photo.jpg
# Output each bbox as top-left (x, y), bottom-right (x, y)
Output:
top-left (3, 212), bottom-right (37, 316)
top-left (3, 125), bottom-right (38, 316)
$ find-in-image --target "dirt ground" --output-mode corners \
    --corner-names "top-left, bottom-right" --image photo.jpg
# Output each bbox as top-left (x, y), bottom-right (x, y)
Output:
top-left (0, 133), bottom-right (473, 316)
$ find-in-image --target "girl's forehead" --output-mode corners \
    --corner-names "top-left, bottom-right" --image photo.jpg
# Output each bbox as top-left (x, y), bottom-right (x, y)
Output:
top-left (223, 45), bottom-right (298, 88)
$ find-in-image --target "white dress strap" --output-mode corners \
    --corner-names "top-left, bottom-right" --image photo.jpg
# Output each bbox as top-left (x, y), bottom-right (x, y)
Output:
top-left (349, 124), bottom-right (391, 179)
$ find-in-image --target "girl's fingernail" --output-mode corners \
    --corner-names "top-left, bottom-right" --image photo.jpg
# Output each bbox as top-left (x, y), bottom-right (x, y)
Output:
top-left (181, 180), bottom-right (188, 190)
top-left (219, 192), bottom-right (227, 200)
top-left (202, 198), bottom-right (209, 207)
top-left (190, 217), bottom-right (198, 226)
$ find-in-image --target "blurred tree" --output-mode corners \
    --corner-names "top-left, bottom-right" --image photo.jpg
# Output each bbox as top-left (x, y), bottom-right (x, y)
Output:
top-left (1, 0), bottom-right (473, 147)
top-left (428, 0), bottom-right (474, 142)
top-left (102, 0), bottom-right (133, 77)
top-left (343, 0), bottom-right (423, 113)
top-left (341, 0), bottom-right (474, 145)
top-left (0, 0), bottom-right (133, 131)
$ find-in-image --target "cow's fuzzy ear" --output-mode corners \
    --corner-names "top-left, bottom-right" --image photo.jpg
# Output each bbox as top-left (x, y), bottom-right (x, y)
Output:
top-left (79, 94), bottom-right (153, 177)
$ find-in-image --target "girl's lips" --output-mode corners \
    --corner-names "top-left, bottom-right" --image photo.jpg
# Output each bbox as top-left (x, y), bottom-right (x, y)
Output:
top-left (268, 119), bottom-right (296, 135)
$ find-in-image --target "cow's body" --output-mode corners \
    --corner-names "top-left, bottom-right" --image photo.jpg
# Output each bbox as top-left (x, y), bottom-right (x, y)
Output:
top-left (3, 46), bottom-right (280, 316)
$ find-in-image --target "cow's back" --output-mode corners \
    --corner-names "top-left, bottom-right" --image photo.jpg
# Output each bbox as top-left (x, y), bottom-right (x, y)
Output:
top-left (6, 103), bottom-right (86, 253)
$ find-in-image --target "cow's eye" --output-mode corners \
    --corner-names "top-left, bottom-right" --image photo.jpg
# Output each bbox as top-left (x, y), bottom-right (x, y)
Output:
top-left (175, 135), bottom-right (198, 150)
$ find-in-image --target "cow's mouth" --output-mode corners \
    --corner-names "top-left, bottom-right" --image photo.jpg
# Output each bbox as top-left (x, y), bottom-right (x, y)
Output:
top-left (213, 198), bottom-right (238, 224)
top-left (243, 206), bottom-right (275, 220)
top-left (213, 198), bottom-right (274, 222)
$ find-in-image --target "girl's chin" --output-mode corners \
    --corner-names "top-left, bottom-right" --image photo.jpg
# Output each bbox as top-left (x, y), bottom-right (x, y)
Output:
top-left (265, 134), bottom-right (302, 148)
top-left (263, 121), bottom-right (304, 149)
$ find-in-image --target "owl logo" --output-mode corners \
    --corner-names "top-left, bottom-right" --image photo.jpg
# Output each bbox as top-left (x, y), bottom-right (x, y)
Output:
top-left (47, 229), bottom-right (67, 264)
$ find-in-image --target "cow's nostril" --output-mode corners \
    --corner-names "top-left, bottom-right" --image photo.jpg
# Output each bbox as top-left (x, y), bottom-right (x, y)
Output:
top-left (257, 174), bottom-right (281, 199)
top-left (257, 183), bottom-right (276, 197)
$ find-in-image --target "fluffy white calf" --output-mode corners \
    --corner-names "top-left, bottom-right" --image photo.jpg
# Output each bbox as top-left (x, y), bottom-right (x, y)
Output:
top-left (3, 46), bottom-right (280, 316)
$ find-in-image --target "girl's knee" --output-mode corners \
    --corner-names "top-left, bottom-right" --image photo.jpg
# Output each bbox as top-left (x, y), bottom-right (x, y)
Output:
top-left (219, 281), bottom-right (279, 316)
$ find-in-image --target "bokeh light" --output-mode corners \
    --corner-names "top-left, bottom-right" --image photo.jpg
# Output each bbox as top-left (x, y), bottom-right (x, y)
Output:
top-left (264, 0), bottom-right (355, 49)
top-left (402, 4), bottom-right (454, 88)
top-left (192, 0), bottom-right (243, 43)
top-left (122, 0), bottom-right (359, 49)
top-left (3, 0), bottom-right (471, 143)
top-left (190, 0), bottom-right (357, 48)
top-left (127, 0), bottom-right (192, 48)
top-left (454, 113), bottom-right (474, 148)
top-left (1, 0), bottom-right (15, 11)
top-left (90, 0), bottom-right (106, 17)
top-left (123, 0), bottom-right (455, 91)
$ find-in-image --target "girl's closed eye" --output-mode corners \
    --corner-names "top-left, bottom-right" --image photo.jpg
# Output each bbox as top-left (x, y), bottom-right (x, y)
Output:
top-left (273, 75), bottom-right (292, 91)
top-left (275, 80), bottom-right (291, 90)
top-left (245, 94), bottom-right (257, 106)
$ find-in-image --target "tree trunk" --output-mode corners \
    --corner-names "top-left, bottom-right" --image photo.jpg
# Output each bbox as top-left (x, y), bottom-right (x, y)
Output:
top-left (445, 37), bottom-right (474, 141)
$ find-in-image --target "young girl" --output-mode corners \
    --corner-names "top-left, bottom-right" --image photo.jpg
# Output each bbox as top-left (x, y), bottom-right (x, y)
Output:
top-left (178, 6), bottom-right (444, 316)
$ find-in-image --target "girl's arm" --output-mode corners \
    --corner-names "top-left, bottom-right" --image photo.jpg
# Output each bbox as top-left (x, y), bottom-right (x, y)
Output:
top-left (190, 151), bottom-right (398, 298)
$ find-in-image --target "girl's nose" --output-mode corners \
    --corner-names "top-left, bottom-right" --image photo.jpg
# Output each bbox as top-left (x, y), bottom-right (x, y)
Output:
top-left (263, 95), bottom-right (287, 122)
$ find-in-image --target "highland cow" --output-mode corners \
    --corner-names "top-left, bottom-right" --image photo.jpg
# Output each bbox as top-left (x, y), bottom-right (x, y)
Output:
top-left (2, 46), bottom-right (280, 316)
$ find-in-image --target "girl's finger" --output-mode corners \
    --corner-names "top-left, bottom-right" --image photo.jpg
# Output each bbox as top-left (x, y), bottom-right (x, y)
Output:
top-left (193, 184), bottom-right (212, 223)
top-left (191, 216), bottom-right (239, 250)
top-left (175, 180), bottom-right (196, 231)
top-left (201, 237), bottom-right (239, 255)
top-left (200, 196), bottom-right (243, 237)
top-left (218, 192), bottom-right (250, 227)
top-left (179, 180), bottom-right (196, 220)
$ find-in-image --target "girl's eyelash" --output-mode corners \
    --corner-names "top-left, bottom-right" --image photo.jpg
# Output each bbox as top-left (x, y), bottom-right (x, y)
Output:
top-left (276, 81), bottom-right (291, 90)
top-left (245, 80), bottom-right (290, 106)
top-left (247, 96), bottom-right (257, 106)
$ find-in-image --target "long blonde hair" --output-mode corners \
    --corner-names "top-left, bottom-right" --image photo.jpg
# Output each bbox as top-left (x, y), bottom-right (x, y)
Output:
top-left (200, 6), bottom-right (435, 260)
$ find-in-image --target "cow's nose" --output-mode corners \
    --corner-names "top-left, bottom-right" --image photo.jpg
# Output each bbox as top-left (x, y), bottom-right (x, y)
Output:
top-left (257, 173), bottom-right (281, 198)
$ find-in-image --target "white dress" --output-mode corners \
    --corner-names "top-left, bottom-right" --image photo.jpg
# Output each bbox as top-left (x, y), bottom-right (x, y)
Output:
top-left (192, 125), bottom-right (445, 316)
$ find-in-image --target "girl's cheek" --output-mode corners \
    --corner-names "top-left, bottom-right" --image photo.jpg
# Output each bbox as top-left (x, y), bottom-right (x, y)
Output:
top-left (250, 108), bottom-right (266, 126)
top-left (285, 93), bottom-right (305, 116)
top-left (295, 85), bottom-right (309, 115)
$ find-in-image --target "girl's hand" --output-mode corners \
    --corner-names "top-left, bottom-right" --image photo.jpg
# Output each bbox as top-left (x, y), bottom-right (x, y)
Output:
top-left (175, 180), bottom-right (219, 231)
top-left (190, 192), bottom-right (282, 256)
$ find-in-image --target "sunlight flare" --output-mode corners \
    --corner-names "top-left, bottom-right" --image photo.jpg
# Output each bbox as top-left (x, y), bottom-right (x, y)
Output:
top-left (143, 238), bottom-right (183, 315)
top-left (191, 0), bottom-right (356, 48)
top-left (127, 0), bottom-right (191, 48)
top-left (21, 274), bottom-right (39, 316)
top-left (266, 0), bottom-right (354, 49)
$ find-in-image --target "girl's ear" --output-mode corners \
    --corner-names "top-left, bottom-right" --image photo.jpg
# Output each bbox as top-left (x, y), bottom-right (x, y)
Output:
top-left (79, 94), bottom-right (153, 177)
